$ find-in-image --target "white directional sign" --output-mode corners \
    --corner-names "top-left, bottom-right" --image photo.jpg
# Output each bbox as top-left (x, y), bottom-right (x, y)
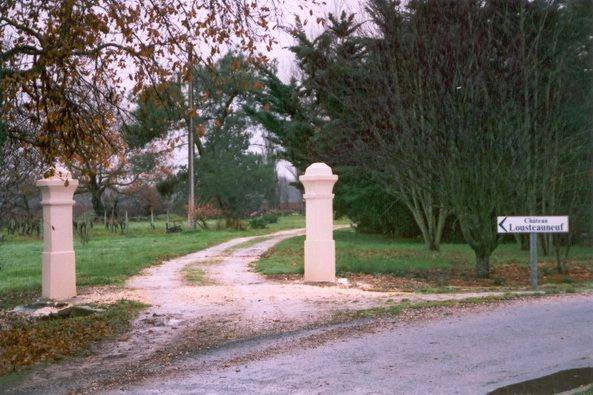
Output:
top-left (496, 215), bottom-right (569, 290)
top-left (497, 216), bottom-right (569, 234)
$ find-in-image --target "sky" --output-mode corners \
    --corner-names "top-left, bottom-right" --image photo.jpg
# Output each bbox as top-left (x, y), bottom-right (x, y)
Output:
top-left (272, 0), bottom-right (360, 83)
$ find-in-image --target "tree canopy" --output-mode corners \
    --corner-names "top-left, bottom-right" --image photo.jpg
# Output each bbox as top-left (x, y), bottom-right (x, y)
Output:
top-left (0, 0), bottom-right (309, 164)
top-left (250, 0), bottom-right (593, 276)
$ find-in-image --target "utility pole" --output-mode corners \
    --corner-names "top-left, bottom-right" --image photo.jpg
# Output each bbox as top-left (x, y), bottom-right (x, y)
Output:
top-left (187, 43), bottom-right (195, 229)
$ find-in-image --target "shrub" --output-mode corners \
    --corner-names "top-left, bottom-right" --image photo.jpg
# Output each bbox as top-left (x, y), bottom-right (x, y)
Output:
top-left (249, 217), bottom-right (268, 229)
top-left (190, 203), bottom-right (223, 230)
top-left (262, 212), bottom-right (279, 224)
top-left (492, 277), bottom-right (506, 286)
top-left (334, 180), bottom-right (420, 238)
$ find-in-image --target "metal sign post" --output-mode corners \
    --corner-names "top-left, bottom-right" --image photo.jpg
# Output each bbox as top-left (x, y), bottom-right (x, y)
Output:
top-left (529, 233), bottom-right (537, 289)
top-left (497, 216), bottom-right (569, 290)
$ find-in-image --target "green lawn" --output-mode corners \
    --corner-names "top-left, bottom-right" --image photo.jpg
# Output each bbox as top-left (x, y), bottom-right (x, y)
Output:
top-left (257, 229), bottom-right (593, 287)
top-left (0, 215), bottom-right (305, 308)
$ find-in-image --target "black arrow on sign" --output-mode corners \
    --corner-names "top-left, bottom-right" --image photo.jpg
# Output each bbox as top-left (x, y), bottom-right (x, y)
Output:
top-left (498, 217), bottom-right (508, 232)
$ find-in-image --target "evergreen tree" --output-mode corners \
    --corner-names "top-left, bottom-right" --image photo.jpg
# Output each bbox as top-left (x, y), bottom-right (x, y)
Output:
top-left (250, 0), bottom-right (593, 277)
top-left (196, 115), bottom-right (276, 228)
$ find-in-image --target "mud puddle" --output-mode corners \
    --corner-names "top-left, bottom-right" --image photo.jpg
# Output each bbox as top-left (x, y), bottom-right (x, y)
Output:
top-left (488, 367), bottom-right (593, 394)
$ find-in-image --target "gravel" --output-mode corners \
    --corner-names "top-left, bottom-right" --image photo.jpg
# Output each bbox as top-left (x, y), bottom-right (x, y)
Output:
top-left (121, 293), bottom-right (593, 394)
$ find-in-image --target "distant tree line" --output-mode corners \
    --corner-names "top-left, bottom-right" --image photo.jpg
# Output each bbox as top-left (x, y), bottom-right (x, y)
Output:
top-left (0, 50), bottom-right (301, 235)
top-left (247, 0), bottom-right (593, 277)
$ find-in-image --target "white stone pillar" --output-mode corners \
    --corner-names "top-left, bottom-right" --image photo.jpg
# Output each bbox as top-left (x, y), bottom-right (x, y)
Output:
top-left (36, 167), bottom-right (79, 300)
top-left (299, 163), bottom-right (338, 283)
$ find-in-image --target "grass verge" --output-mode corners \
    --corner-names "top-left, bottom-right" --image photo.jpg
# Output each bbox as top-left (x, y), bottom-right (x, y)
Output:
top-left (574, 384), bottom-right (593, 395)
top-left (335, 293), bottom-right (537, 321)
top-left (0, 300), bottom-right (146, 379)
top-left (257, 229), bottom-right (593, 290)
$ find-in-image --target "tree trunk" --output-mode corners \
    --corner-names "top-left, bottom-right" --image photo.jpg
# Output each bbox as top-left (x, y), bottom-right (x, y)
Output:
top-left (403, 193), bottom-right (445, 252)
top-left (434, 208), bottom-right (448, 251)
top-left (475, 253), bottom-right (490, 278)
top-left (109, 209), bottom-right (115, 232)
top-left (554, 233), bottom-right (572, 274)
top-left (540, 233), bottom-right (550, 256)
top-left (554, 246), bottom-right (566, 274)
top-left (150, 208), bottom-right (155, 229)
top-left (406, 202), bottom-right (438, 251)
top-left (91, 189), bottom-right (105, 217)
top-left (513, 234), bottom-right (522, 249)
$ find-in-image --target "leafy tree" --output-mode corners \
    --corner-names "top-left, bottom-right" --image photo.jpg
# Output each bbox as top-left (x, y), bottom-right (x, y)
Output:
top-left (137, 52), bottom-right (279, 226)
top-left (246, 70), bottom-right (320, 174)
top-left (251, 0), bottom-right (592, 277)
top-left (0, 124), bottom-right (5, 152)
top-left (334, 177), bottom-right (419, 238)
top-left (155, 172), bottom-right (188, 222)
top-left (187, 53), bottom-right (268, 156)
top-left (506, 0), bottom-right (593, 269)
top-left (123, 82), bottom-right (185, 150)
top-left (0, 81), bottom-right (5, 157)
top-left (189, 53), bottom-right (276, 226)
top-left (401, 0), bottom-right (592, 276)
top-left (65, 90), bottom-right (174, 217)
top-left (0, 0), bottom-right (302, 165)
top-left (0, 140), bottom-right (43, 224)
top-left (132, 183), bottom-right (163, 228)
top-left (249, 12), bottom-right (449, 249)
top-left (196, 117), bottom-right (276, 228)
top-left (123, 52), bottom-right (269, 156)
top-left (353, 0), bottom-right (590, 275)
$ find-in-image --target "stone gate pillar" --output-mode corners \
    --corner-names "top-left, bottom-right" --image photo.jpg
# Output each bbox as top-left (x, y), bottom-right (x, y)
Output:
top-left (36, 167), bottom-right (79, 300)
top-left (299, 163), bottom-right (338, 283)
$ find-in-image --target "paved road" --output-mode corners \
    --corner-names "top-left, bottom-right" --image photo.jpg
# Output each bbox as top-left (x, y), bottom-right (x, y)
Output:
top-left (122, 294), bottom-right (593, 394)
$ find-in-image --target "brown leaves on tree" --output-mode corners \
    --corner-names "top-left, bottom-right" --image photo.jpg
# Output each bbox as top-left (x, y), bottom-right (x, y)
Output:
top-left (0, 0), bottom-right (319, 165)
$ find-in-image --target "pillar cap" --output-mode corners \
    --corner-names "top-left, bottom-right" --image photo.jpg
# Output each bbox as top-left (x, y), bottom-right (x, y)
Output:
top-left (299, 162), bottom-right (338, 182)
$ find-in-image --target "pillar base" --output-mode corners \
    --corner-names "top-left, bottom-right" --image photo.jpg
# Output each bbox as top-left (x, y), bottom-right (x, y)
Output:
top-left (42, 251), bottom-right (77, 300)
top-left (304, 239), bottom-right (336, 283)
